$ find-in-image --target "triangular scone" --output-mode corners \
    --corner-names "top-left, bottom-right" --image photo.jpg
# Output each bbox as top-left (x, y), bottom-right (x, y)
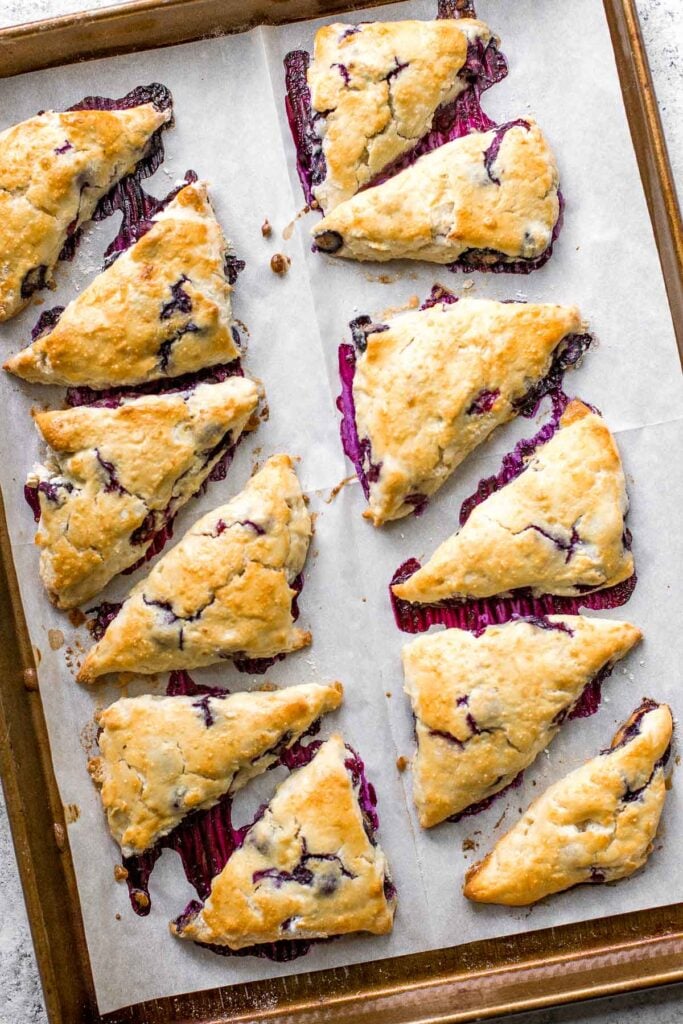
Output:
top-left (88, 681), bottom-right (343, 856)
top-left (0, 103), bottom-right (171, 322)
top-left (308, 18), bottom-right (497, 211)
top-left (29, 377), bottom-right (261, 609)
top-left (464, 701), bottom-right (673, 905)
top-left (77, 455), bottom-right (312, 682)
top-left (171, 734), bottom-right (396, 947)
top-left (352, 298), bottom-right (585, 525)
top-left (403, 616), bottom-right (642, 828)
top-left (5, 182), bottom-right (241, 388)
top-left (392, 401), bottom-right (634, 604)
top-left (311, 120), bottom-right (559, 264)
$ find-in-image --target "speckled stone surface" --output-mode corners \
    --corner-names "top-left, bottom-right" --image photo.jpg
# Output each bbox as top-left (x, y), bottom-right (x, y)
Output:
top-left (0, 1), bottom-right (681, 1022)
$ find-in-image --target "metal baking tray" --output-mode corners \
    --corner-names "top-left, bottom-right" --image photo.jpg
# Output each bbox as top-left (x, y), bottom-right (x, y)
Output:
top-left (0, 1), bottom-right (681, 1021)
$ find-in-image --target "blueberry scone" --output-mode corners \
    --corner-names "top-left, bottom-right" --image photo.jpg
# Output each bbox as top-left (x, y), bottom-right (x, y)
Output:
top-left (392, 401), bottom-right (634, 604)
top-left (5, 181), bottom-right (241, 388)
top-left (77, 454), bottom-right (312, 682)
top-left (312, 120), bottom-right (560, 266)
top-left (464, 700), bottom-right (673, 905)
top-left (402, 616), bottom-right (642, 827)
top-left (88, 681), bottom-right (343, 856)
top-left (0, 98), bottom-right (171, 322)
top-left (27, 377), bottom-right (261, 609)
top-left (299, 18), bottom-right (499, 212)
top-left (171, 734), bottom-right (396, 947)
top-left (343, 298), bottom-right (587, 525)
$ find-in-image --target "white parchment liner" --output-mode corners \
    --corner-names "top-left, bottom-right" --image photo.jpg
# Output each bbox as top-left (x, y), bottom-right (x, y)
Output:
top-left (0, 0), bottom-right (681, 1012)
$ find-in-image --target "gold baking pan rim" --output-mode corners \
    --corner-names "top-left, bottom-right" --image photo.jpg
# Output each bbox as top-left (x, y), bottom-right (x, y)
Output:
top-left (0, 1), bottom-right (681, 1021)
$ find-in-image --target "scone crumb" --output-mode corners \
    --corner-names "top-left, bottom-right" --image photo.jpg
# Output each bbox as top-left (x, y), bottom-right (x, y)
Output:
top-left (270, 253), bottom-right (291, 275)
top-left (48, 628), bottom-right (65, 651)
top-left (114, 864), bottom-right (129, 882)
top-left (64, 803), bottom-right (80, 824)
top-left (53, 823), bottom-right (66, 851)
top-left (325, 474), bottom-right (355, 503)
top-left (396, 755), bottom-right (409, 772)
top-left (23, 667), bottom-right (39, 691)
top-left (68, 608), bottom-right (86, 627)
top-left (462, 837), bottom-right (476, 852)
top-left (115, 913), bottom-right (121, 921)
top-left (132, 891), bottom-right (150, 911)
top-left (257, 681), bottom-right (279, 692)
top-left (261, 218), bottom-right (272, 238)
top-left (385, 691), bottom-right (392, 698)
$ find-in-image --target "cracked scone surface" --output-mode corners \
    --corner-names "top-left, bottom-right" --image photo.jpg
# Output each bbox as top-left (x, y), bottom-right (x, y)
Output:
top-left (0, 102), bottom-right (170, 322)
top-left (4, 181), bottom-right (240, 387)
top-left (352, 298), bottom-right (584, 525)
top-left (77, 454), bottom-right (312, 682)
top-left (30, 377), bottom-right (260, 609)
top-left (392, 400), bottom-right (634, 604)
top-left (402, 616), bottom-right (642, 828)
top-left (312, 120), bottom-right (559, 263)
top-left (172, 734), bottom-right (396, 947)
top-left (464, 701), bottom-right (673, 905)
top-left (88, 681), bottom-right (343, 857)
top-left (308, 18), bottom-right (495, 211)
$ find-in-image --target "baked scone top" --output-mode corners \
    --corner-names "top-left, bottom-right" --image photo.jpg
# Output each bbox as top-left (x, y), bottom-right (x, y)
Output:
top-left (30, 377), bottom-right (261, 609)
top-left (464, 701), bottom-right (673, 905)
top-left (77, 454), bottom-right (312, 682)
top-left (5, 181), bottom-right (240, 388)
top-left (88, 681), bottom-right (343, 856)
top-left (392, 400), bottom-right (634, 603)
top-left (0, 103), bottom-right (170, 322)
top-left (352, 298), bottom-right (584, 525)
top-left (402, 616), bottom-right (642, 828)
top-left (308, 18), bottom-right (494, 211)
top-left (311, 120), bottom-right (559, 264)
top-left (171, 734), bottom-right (396, 947)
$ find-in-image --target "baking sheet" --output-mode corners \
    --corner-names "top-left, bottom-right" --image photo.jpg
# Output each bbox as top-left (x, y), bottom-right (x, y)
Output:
top-left (0, 0), bottom-right (681, 1014)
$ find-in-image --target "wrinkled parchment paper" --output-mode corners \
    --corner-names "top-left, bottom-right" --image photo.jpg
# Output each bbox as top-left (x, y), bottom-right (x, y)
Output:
top-left (0, 0), bottom-right (681, 1012)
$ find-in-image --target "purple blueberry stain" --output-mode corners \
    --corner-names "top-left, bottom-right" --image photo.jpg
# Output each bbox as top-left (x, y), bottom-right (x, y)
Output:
top-left (385, 57), bottom-right (409, 82)
top-left (95, 450), bottom-right (126, 494)
top-left (447, 772), bottom-right (524, 824)
top-left (517, 523), bottom-right (582, 564)
top-left (483, 119), bottom-right (530, 185)
top-left (160, 275), bottom-right (192, 319)
top-left (24, 479), bottom-right (74, 523)
top-left (118, 684), bottom-right (390, 959)
top-left (86, 600), bottom-right (123, 641)
top-left (332, 62), bottom-right (351, 85)
top-left (467, 388), bottom-right (500, 415)
top-left (58, 84), bottom-right (174, 266)
top-left (54, 140), bottom-right (73, 155)
top-left (192, 695), bottom-right (215, 728)
top-left (158, 321), bottom-right (200, 373)
top-left (283, 16), bottom-right (507, 208)
top-left (20, 265), bottom-right (49, 299)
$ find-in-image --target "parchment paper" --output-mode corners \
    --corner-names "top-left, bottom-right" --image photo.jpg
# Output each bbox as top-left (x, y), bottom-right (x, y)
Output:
top-left (0, 0), bottom-right (681, 1013)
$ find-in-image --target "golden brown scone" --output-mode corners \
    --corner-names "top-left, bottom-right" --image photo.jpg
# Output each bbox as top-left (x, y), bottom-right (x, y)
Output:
top-left (88, 681), bottom-right (343, 856)
top-left (352, 298), bottom-right (586, 525)
top-left (4, 181), bottom-right (240, 387)
top-left (29, 377), bottom-right (261, 609)
top-left (77, 454), bottom-right (312, 682)
top-left (171, 734), bottom-right (396, 947)
top-left (402, 616), bottom-right (642, 828)
top-left (308, 18), bottom-right (496, 211)
top-left (311, 120), bottom-right (559, 264)
top-left (464, 701), bottom-right (673, 905)
top-left (0, 103), bottom-right (170, 322)
top-left (392, 401), bottom-right (634, 604)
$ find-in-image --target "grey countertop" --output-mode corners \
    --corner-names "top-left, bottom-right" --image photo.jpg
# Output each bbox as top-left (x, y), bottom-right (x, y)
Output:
top-left (0, 1), bottom-right (681, 1021)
